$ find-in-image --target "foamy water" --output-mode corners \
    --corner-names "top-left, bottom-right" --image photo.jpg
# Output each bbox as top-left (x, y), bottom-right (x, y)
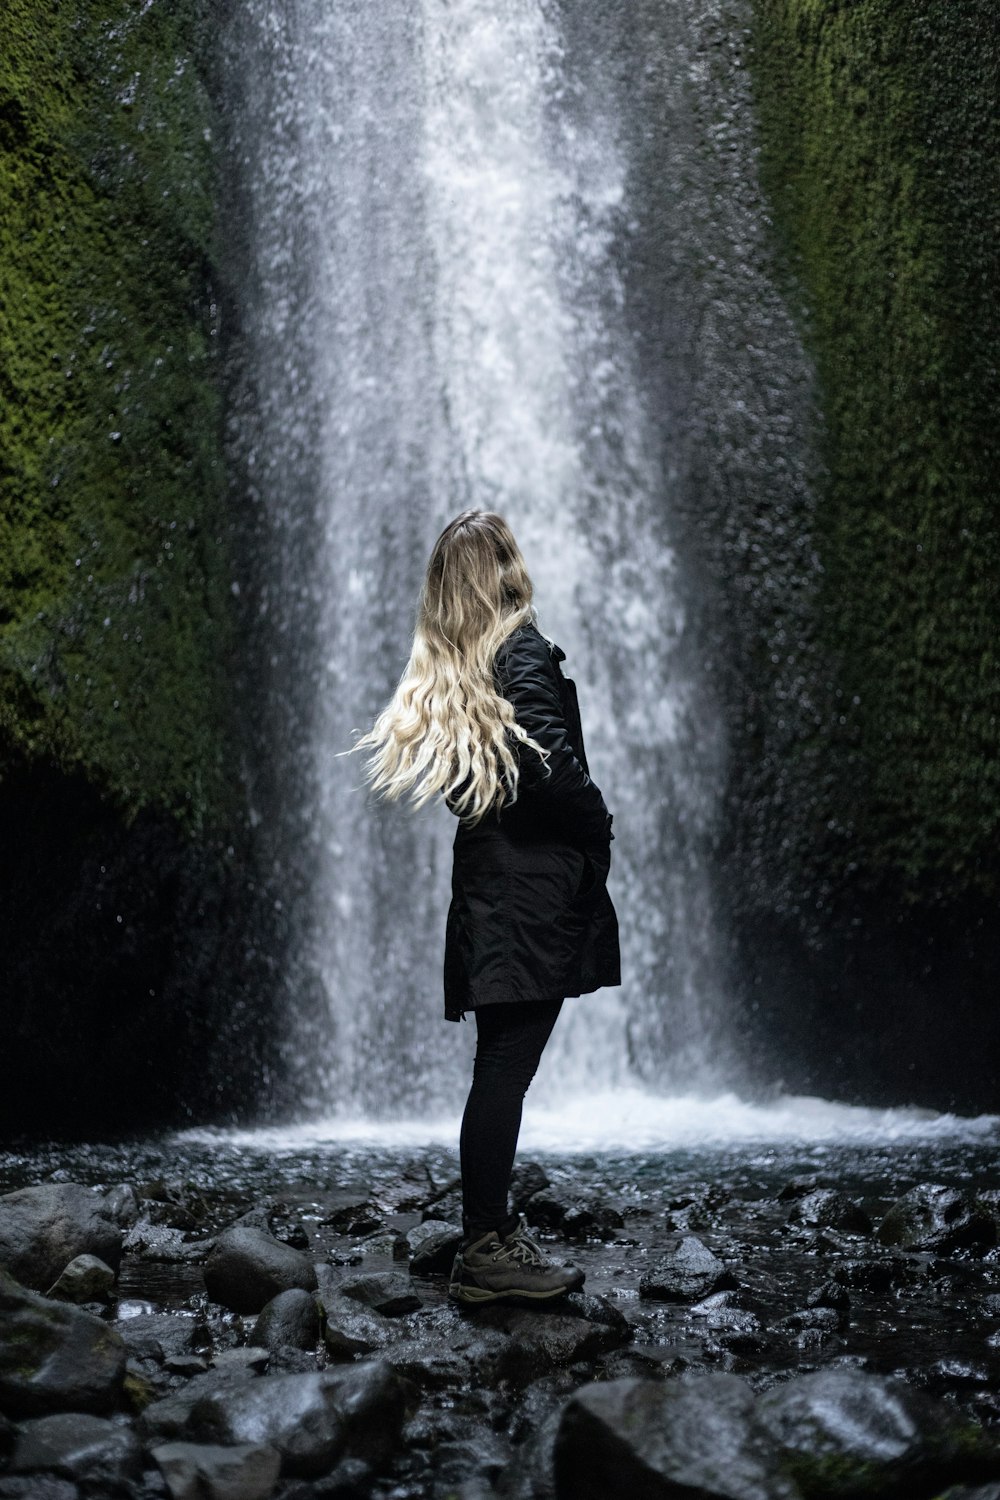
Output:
top-left (178, 1089), bottom-right (999, 1156)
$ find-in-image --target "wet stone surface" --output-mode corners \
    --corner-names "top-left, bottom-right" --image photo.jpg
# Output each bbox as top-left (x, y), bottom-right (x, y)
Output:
top-left (0, 1136), bottom-right (1000, 1496)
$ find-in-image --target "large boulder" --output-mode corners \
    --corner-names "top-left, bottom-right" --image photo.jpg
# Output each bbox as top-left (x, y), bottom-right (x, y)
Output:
top-left (639, 1236), bottom-right (737, 1302)
top-left (8, 1413), bottom-right (142, 1489)
top-left (151, 1441), bottom-right (280, 1500)
top-left (203, 1228), bottom-right (317, 1314)
top-left (144, 1361), bottom-right (404, 1478)
top-left (0, 1185), bottom-right (123, 1290)
top-left (877, 1186), bottom-right (996, 1255)
top-left (0, 1268), bottom-right (127, 1417)
top-left (756, 1366), bottom-right (1000, 1496)
top-left (554, 1375), bottom-right (798, 1500)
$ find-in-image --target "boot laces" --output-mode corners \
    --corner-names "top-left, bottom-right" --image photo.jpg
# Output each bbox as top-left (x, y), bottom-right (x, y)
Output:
top-left (492, 1223), bottom-right (548, 1267)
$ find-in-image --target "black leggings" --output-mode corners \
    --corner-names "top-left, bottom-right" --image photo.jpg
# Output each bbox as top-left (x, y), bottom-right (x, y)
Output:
top-left (459, 998), bottom-right (563, 1241)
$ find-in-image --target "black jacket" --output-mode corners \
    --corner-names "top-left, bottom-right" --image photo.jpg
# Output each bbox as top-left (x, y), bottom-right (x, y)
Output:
top-left (443, 622), bottom-right (621, 1021)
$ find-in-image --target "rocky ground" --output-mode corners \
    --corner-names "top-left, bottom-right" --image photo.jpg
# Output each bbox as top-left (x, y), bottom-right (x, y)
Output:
top-left (2, 1148), bottom-right (1000, 1499)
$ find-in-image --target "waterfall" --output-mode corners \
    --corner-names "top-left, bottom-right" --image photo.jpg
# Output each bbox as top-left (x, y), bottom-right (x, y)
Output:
top-left (220, 0), bottom-right (812, 1122)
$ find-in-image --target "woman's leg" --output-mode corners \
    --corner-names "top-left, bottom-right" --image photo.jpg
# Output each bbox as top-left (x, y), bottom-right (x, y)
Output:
top-left (459, 998), bottom-right (563, 1241)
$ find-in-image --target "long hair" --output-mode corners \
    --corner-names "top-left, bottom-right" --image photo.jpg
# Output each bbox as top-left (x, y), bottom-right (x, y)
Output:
top-left (354, 510), bottom-right (548, 823)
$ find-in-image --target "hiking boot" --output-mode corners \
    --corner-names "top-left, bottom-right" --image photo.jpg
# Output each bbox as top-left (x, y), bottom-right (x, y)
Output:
top-left (447, 1214), bottom-right (585, 1304)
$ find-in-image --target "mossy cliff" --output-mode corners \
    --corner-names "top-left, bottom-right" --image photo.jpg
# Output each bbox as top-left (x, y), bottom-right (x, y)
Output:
top-left (736, 0), bottom-right (1000, 1103)
top-left (0, 0), bottom-right (279, 1137)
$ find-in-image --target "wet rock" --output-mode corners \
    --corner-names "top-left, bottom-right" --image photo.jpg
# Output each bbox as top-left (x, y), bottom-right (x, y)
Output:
top-left (117, 1313), bottom-right (208, 1362)
top-left (251, 1288), bottom-right (320, 1351)
top-left (757, 1365), bottom-right (1000, 1495)
top-left (562, 1202), bottom-right (625, 1241)
top-left (163, 1361), bottom-right (405, 1478)
top-left (639, 1236), bottom-right (737, 1302)
top-left (467, 1303), bottom-right (629, 1386)
top-left (938, 1489), bottom-right (1000, 1500)
top-left (203, 1228), bottom-right (318, 1314)
top-left (0, 1267), bottom-right (127, 1417)
top-left (407, 1220), bottom-right (462, 1276)
top-left (0, 1184), bottom-right (123, 1290)
top-left (211, 1347), bottom-right (269, 1372)
top-left (152, 1440), bottom-right (280, 1500)
top-left (778, 1176), bottom-right (822, 1202)
top-left (389, 1345), bottom-right (472, 1392)
top-left (140, 1368), bottom-right (261, 1443)
top-left (9, 1413), bottom-right (142, 1488)
top-left (104, 1184), bottom-right (141, 1229)
top-left (322, 1299), bottom-right (400, 1359)
top-left (338, 1271), bottom-right (422, 1316)
top-left (509, 1161), bottom-right (551, 1208)
top-left (123, 1218), bottom-right (211, 1264)
top-left (832, 1258), bottom-right (903, 1295)
top-left (554, 1374), bottom-right (797, 1500)
top-left (45, 1254), bottom-right (116, 1304)
top-left (309, 1455), bottom-right (375, 1497)
top-left (878, 1185), bottom-right (997, 1255)
top-left (166, 1353), bottom-right (211, 1375)
top-left (806, 1281), bottom-right (851, 1312)
top-left (140, 1180), bottom-right (213, 1232)
top-left (774, 1307), bottom-right (843, 1334)
top-left (323, 1197), bottom-right (384, 1236)
top-left (788, 1190), bottom-right (872, 1236)
top-left (0, 1478), bottom-right (79, 1500)
top-left (983, 1294), bottom-right (1000, 1317)
top-left (524, 1195), bottom-right (569, 1232)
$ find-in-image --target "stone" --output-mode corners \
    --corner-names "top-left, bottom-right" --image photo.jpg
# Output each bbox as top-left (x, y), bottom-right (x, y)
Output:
top-left (203, 1228), bottom-right (318, 1313)
top-left (104, 1184), bottom-right (141, 1229)
top-left (469, 1303), bottom-right (629, 1386)
top-left (153, 1360), bottom-right (404, 1478)
top-left (322, 1197), bottom-right (383, 1235)
top-left (806, 1281), bottom-right (851, 1312)
top-left (757, 1366), bottom-right (1000, 1496)
top-left (787, 1190), bottom-right (872, 1236)
top-left (407, 1222), bottom-right (463, 1276)
top-left (878, 1185), bottom-right (997, 1255)
top-left (122, 1219), bottom-right (210, 1264)
top-left (562, 1201), bottom-right (625, 1240)
top-left (211, 1346), bottom-right (270, 1372)
top-left (10, 1412), bottom-right (142, 1487)
top-left (832, 1258), bottom-right (902, 1295)
top-left (117, 1313), bottom-right (207, 1361)
top-left (509, 1161), bottom-right (551, 1208)
top-left (140, 1368), bottom-right (261, 1443)
top-left (0, 1184), bottom-right (123, 1290)
top-left (524, 1194), bottom-right (569, 1231)
top-left (322, 1299), bottom-right (401, 1359)
top-left (639, 1236), bottom-right (737, 1302)
top-left (0, 1479), bottom-right (79, 1500)
top-left (554, 1374), bottom-right (798, 1500)
top-left (338, 1271), bottom-right (422, 1316)
top-left (0, 1267), bottom-right (127, 1417)
top-left (165, 1354), bottom-right (211, 1375)
top-left (251, 1288), bottom-right (320, 1351)
top-left (45, 1254), bottom-right (116, 1304)
top-left (152, 1441), bottom-right (280, 1500)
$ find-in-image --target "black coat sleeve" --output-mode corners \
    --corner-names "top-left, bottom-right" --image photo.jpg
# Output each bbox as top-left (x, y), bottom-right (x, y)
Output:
top-left (496, 627), bottom-right (613, 848)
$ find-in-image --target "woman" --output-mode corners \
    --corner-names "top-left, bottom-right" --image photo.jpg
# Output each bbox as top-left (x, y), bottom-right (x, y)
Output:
top-left (357, 510), bottom-right (620, 1303)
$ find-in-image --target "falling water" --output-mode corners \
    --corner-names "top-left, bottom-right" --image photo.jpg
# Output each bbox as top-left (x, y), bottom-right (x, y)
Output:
top-left (219, 0), bottom-right (815, 1122)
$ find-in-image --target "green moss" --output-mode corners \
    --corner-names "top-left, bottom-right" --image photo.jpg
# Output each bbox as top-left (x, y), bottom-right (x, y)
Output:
top-left (748, 0), bottom-right (1000, 901)
top-left (0, 0), bottom-right (232, 830)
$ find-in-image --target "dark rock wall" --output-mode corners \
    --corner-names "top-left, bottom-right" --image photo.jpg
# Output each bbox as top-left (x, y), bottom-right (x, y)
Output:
top-left (730, 0), bottom-right (1000, 1106)
top-left (0, 0), bottom-right (283, 1138)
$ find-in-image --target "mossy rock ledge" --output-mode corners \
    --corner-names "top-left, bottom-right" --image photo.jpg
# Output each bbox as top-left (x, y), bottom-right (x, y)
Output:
top-left (0, 0), bottom-right (282, 1136)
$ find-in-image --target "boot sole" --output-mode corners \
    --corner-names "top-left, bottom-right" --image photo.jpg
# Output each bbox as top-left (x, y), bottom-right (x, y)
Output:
top-left (446, 1272), bottom-right (581, 1308)
top-left (448, 1281), bottom-right (577, 1304)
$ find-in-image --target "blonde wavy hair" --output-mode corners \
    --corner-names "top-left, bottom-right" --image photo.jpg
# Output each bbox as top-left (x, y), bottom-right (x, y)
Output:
top-left (354, 510), bottom-right (549, 824)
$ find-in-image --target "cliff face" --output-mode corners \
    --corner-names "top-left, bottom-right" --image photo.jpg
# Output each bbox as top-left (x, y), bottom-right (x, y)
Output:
top-left (731, 0), bottom-right (1000, 1105)
top-left (0, 0), bottom-right (281, 1138)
